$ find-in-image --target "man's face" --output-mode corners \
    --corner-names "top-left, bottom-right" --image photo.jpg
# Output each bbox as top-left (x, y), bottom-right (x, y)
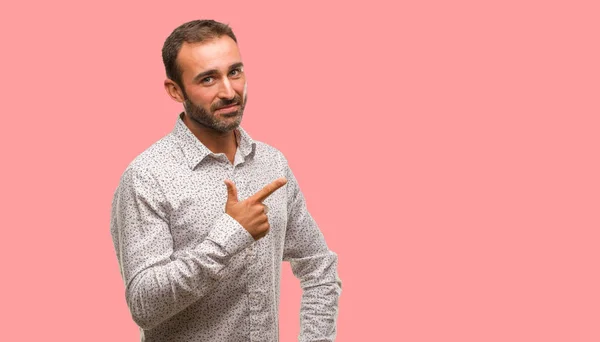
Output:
top-left (176, 36), bottom-right (247, 133)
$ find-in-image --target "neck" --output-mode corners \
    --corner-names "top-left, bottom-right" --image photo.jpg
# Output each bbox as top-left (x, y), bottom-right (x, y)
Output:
top-left (182, 114), bottom-right (238, 163)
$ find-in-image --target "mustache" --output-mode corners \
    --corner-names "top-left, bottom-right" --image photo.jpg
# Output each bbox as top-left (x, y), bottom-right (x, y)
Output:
top-left (212, 95), bottom-right (243, 111)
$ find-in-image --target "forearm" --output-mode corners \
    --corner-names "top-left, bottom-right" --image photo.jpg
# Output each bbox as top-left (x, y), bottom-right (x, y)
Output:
top-left (121, 215), bottom-right (254, 330)
top-left (293, 252), bottom-right (342, 342)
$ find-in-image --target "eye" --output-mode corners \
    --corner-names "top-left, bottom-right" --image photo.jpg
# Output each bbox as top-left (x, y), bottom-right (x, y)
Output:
top-left (229, 68), bottom-right (243, 77)
top-left (201, 76), bottom-right (215, 85)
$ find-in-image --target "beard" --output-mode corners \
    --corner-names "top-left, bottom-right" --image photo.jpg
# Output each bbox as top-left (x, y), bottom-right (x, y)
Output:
top-left (183, 92), bottom-right (247, 133)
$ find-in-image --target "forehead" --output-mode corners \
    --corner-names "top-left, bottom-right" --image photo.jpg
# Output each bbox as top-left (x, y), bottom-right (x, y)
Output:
top-left (177, 36), bottom-right (242, 78)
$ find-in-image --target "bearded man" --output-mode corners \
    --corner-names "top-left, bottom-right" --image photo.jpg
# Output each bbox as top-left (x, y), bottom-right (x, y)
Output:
top-left (110, 19), bottom-right (341, 342)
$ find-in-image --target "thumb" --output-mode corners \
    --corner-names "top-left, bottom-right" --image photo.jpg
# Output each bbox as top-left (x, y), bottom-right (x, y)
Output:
top-left (224, 180), bottom-right (239, 208)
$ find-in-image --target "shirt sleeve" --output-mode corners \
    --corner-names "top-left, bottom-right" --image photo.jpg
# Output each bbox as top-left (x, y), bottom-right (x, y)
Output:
top-left (282, 163), bottom-right (342, 342)
top-left (110, 166), bottom-right (255, 330)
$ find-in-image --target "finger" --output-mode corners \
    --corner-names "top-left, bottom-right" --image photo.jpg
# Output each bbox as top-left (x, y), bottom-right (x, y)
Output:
top-left (224, 180), bottom-right (239, 207)
top-left (253, 231), bottom-right (267, 241)
top-left (255, 232), bottom-right (267, 240)
top-left (249, 177), bottom-right (287, 203)
top-left (255, 224), bottom-right (270, 240)
top-left (249, 211), bottom-right (268, 225)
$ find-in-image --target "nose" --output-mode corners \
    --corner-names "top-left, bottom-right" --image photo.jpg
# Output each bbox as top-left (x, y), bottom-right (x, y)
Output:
top-left (218, 77), bottom-right (236, 100)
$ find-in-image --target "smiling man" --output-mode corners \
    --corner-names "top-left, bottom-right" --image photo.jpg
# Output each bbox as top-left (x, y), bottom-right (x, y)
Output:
top-left (110, 20), bottom-right (341, 342)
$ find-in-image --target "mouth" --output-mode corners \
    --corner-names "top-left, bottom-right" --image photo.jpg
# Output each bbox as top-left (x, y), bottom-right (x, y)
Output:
top-left (214, 104), bottom-right (240, 114)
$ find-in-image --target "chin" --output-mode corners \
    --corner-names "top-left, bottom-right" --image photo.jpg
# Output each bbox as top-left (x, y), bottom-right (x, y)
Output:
top-left (215, 120), bottom-right (241, 133)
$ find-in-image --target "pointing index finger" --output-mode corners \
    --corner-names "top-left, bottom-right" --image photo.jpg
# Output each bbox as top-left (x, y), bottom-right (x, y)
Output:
top-left (250, 177), bottom-right (288, 203)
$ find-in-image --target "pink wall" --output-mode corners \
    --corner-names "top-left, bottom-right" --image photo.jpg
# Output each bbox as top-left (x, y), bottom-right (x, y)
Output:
top-left (1, 0), bottom-right (599, 341)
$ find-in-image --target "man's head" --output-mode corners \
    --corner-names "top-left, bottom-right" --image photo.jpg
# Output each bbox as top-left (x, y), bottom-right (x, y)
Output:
top-left (163, 20), bottom-right (247, 133)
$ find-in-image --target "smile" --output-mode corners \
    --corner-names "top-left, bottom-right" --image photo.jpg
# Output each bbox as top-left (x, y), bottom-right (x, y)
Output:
top-left (215, 105), bottom-right (239, 114)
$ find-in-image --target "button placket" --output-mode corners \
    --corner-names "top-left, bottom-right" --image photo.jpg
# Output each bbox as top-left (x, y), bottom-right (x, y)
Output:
top-left (248, 289), bottom-right (269, 341)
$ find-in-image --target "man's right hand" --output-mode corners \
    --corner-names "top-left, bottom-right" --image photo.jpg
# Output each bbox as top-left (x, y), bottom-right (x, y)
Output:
top-left (224, 177), bottom-right (288, 240)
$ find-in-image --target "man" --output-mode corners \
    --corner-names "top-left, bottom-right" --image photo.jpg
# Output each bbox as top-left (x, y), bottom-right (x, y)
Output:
top-left (110, 19), bottom-right (341, 342)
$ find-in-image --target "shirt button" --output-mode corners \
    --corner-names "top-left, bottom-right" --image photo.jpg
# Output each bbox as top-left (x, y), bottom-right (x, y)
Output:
top-left (250, 330), bottom-right (264, 341)
top-left (249, 292), bottom-right (263, 310)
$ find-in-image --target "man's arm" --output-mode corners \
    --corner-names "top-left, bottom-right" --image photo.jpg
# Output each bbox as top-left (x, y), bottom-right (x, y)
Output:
top-left (110, 166), bottom-right (254, 330)
top-left (282, 164), bottom-right (342, 342)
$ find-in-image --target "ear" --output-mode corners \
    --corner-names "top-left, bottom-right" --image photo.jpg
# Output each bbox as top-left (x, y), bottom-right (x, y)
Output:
top-left (164, 79), bottom-right (185, 103)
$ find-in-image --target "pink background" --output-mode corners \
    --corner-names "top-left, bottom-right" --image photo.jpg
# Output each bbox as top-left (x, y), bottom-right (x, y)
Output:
top-left (1, 0), bottom-right (599, 341)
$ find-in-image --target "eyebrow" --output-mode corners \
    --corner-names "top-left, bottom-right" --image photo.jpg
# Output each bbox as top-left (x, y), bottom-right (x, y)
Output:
top-left (192, 62), bottom-right (244, 82)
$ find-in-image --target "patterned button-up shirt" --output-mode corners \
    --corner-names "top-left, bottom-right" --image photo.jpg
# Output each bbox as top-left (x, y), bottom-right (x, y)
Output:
top-left (110, 114), bottom-right (341, 342)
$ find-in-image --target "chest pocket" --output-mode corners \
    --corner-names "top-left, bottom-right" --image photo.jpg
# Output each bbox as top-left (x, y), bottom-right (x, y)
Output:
top-left (168, 177), bottom-right (229, 251)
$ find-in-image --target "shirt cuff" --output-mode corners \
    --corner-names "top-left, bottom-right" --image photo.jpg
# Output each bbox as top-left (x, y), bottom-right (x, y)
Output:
top-left (206, 214), bottom-right (255, 255)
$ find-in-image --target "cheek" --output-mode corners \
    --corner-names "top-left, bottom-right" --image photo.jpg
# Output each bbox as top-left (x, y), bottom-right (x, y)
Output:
top-left (235, 80), bottom-right (247, 97)
top-left (188, 88), bottom-right (216, 107)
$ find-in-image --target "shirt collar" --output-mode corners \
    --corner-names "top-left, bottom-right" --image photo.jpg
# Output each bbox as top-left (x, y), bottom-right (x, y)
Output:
top-left (171, 113), bottom-right (256, 170)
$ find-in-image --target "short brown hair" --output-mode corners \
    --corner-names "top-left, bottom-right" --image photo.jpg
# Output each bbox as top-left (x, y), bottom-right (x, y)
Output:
top-left (162, 20), bottom-right (237, 88)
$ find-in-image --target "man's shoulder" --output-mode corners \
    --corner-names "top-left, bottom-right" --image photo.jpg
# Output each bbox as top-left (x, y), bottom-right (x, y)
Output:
top-left (121, 134), bottom-right (181, 182)
top-left (252, 139), bottom-right (287, 161)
